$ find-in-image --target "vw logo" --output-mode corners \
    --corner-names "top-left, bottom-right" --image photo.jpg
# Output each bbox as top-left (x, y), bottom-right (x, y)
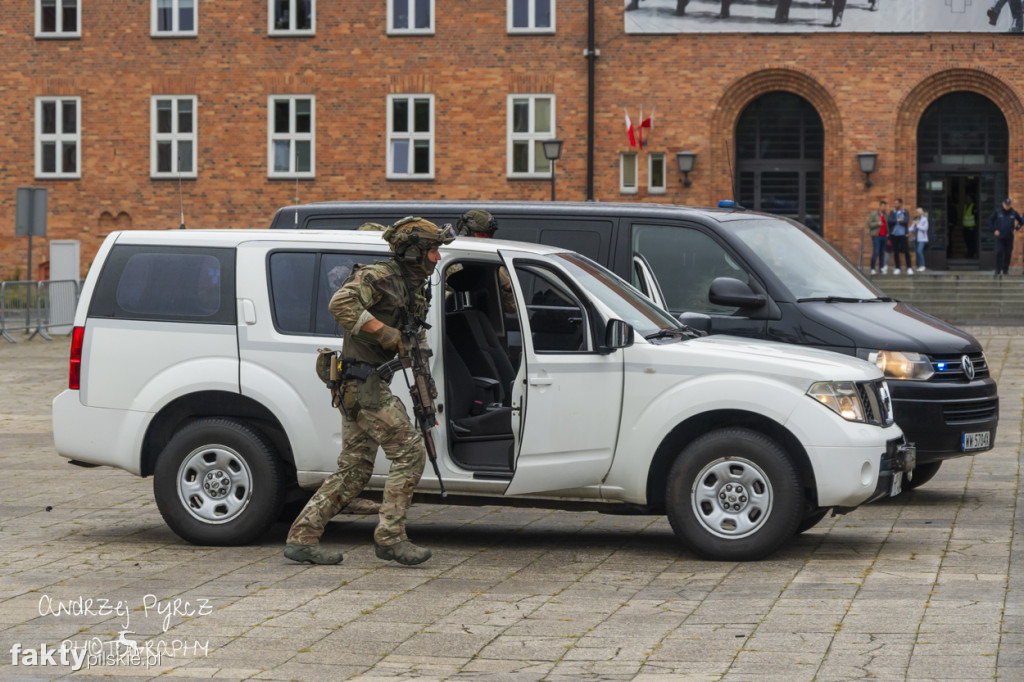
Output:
top-left (961, 355), bottom-right (976, 381)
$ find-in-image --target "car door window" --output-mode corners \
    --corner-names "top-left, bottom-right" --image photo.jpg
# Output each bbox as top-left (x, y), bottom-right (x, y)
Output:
top-left (268, 251), bottom-right (377, 335)
top-left (514, 265), bottom-right (590, 352)
top-left (631, 223), bottom-right (750, 315)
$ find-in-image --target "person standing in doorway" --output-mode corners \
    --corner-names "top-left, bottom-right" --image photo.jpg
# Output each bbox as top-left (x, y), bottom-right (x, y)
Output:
top-left (867, 200), bottom-right (888, 275)
top-left (888, 198), bottom-right (912, 275)
top-left (989, 197), bottom-right (1021, 276)
top-left (963, 196), bottom-right (978, 259)
top-left (910, 208), bottom-right (930, 272)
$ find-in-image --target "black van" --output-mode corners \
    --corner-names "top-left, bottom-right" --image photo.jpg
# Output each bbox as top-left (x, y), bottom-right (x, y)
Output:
top-left (270, 200), bottom-right (998, 489)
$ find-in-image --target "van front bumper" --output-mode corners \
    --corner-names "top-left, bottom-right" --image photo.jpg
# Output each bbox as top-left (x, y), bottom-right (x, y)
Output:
top-left (890, 377), bottom-right (998, 462)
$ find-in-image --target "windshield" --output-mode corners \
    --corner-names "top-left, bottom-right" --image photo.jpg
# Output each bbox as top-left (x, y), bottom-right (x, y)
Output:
top-left (553, 252), bottom-right (679, 336)
top-left (728, 218), bottom-right (884, 301)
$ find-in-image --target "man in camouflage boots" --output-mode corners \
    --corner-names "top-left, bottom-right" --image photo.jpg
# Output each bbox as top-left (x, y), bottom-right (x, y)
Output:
top-left (285, 217), bottom-right (455, 566)
top-left (456, 210), bottom-right (516, 313)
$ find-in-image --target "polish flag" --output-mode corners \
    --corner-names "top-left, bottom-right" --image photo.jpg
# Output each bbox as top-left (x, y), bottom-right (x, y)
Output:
top-left (625, 108), bottom-right (637, 148)
top-left (639, 106), bottom-right (653, 148)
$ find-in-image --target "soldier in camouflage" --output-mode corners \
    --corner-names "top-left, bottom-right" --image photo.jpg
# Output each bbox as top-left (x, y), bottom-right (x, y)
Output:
top-left (456, 210), bottom-right (516, 313)
top-left (285, 217), bottom-right (455, 566)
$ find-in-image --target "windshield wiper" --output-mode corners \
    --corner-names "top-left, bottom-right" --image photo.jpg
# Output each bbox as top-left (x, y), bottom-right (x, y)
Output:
top-left (644, 325), bottom-right (707, 341)
top-left (797, 296), bottom-right (884, 303)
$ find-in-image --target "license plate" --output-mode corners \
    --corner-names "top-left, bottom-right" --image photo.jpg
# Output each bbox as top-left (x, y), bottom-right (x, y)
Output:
top-left (890, 471), bottom-right (903, 497)
top-left (962, 431), bottom-right (990, 451)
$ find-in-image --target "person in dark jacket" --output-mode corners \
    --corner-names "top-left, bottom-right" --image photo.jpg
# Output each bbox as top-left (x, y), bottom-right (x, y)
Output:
top-left (887, 198), bottom-right (912, 275)
top-left (989, 197), bottom-right (1022, 276)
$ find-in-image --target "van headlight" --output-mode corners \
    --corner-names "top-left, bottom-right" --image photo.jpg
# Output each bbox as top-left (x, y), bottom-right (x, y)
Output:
top-left (857, 350), bottom-right (935, 381)
top-left (807, 381), bottom-right (868, 422)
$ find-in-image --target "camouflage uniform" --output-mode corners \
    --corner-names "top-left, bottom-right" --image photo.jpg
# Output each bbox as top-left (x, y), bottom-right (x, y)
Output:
top-left (287, 218), bottom-right (453, 565)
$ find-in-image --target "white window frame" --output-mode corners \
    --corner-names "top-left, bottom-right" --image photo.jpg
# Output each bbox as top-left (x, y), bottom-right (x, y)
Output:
top-left (151, 96), bottom-right (198, 179)
top-left (267, 95), bottom-right (315, 179)
top-left (507, 94), bottom-right (556, 179)
top-left (648, 152), bottom-right (666, 194)
top-left (507, 0), bottom-right (555, 34)
top-left (35, 96), bottom-right (81, 179)
top-left (151, 0), bottom-right (198, 37)
top-left (620, 153), bottom-right (638, 194)
top-left (36, 0), bottom-right (81, 38)
top-left (268, 0), bottom-right (316, 35)
top-left (387, 0), bottom-right (435, 35)
top-left (386, 94), bottom-right (435, 180)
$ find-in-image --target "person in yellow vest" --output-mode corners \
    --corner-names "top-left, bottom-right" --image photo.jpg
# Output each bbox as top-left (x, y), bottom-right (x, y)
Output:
top-left (963, 197), bottom-right (977, 259)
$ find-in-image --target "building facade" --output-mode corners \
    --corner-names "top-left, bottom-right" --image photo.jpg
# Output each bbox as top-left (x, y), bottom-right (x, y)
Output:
top-left (2, 0), bottom-right (1022, 278)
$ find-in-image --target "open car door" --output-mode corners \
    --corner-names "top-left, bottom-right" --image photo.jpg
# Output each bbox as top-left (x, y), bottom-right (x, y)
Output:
top-left (499, 250), bottom-right (624, 497)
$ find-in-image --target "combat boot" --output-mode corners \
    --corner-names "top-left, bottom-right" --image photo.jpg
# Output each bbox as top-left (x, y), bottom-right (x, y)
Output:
top-left (374, 540), bottom-right (431, 566)
top-left (284, 543), bottom-right (344, 565)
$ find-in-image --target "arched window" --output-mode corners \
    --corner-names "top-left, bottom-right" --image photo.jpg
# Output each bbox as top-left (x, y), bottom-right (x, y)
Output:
top-left (736, 92), bottom-right (824, 233)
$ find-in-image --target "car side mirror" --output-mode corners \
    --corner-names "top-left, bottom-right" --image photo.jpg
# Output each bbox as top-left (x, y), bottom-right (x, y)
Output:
top-left (677, 312), bottom-right (711, 333)
top-left (708, 277), bottom-right (766, 309)
top-left (601, 319), bottom-right (634, 354)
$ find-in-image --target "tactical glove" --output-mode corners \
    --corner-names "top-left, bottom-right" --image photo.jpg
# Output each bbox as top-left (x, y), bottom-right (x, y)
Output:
top-left (373, 324), bottom-right (402, 351)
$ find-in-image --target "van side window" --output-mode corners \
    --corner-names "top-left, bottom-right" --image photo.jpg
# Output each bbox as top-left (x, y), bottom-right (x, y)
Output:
top-left (514, 265), bottom-right (589, 352)
top-left (496, 218), bottom-right (612, 263)
top-left (631, 224), bottom-right (749, 315)
top-left (268, 250), bottom-right (377, 335)
top-left (89, 246), bottom-right (235, 324)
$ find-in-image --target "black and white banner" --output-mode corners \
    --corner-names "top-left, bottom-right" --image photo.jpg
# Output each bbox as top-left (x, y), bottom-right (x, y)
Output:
top-left (625, 0), bottom-right (1022, 34)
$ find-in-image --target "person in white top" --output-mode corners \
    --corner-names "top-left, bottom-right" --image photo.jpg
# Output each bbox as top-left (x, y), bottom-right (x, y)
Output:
top-left (910, 208), bottom-right (930, 273)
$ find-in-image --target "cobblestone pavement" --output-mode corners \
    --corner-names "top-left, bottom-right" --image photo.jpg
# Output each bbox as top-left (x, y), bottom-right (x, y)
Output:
top-left (0, 328), bottom-right (1020, 681)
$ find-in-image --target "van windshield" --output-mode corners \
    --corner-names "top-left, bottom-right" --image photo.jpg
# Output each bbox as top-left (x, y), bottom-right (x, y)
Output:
top-left (728, 218), bottom-right (885, 301)
top-left (553, 253), bottom-right (679, 336)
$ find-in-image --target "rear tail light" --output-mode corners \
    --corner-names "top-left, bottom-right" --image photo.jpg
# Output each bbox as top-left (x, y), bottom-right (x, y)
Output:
top-left (69, 326), bottom-right (84, 390)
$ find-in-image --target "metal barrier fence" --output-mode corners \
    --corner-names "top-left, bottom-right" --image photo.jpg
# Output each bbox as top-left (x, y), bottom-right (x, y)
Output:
top-left (1, 279), bottom-right (80, 343)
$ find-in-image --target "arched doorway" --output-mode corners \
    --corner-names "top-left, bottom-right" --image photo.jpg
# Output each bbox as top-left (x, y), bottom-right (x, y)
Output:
top-left (735, 92), bottom-right (824, 234)
top-left (917, 91), bottom-right (1009, 271)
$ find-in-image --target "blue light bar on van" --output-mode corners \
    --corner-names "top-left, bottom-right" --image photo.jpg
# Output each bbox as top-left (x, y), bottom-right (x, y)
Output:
top-left (718, 200), bottom-right (736, 208)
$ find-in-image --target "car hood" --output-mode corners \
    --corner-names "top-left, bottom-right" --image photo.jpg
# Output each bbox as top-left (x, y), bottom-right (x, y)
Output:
top-left (798, 300), bottom-right (981, 354)
top-left (650, 334), bottom-right (883, 384)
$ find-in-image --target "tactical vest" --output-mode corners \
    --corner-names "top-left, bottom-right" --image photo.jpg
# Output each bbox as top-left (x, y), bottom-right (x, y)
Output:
top-left (340, 260), bottom-right (429, 366)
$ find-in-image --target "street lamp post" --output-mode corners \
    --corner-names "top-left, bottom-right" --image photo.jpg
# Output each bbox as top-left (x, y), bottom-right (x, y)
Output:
top-left (542, 139), bottom-right (563, 201)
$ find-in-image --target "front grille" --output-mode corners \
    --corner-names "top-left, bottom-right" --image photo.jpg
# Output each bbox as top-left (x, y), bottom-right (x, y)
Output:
top-left (930, 352), bottom-right (989, 382)
top-left (858, 380), bottom-right (893, 426)
top-left (943, 397), bottom-right (999, 425)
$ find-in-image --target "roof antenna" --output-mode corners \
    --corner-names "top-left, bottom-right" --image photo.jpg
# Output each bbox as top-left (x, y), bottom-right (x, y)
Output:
top-left (177, 154), bottom-right (186, 229)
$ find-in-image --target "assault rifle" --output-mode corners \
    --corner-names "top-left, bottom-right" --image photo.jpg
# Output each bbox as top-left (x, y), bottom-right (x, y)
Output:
top-left (396, 311), bottom-right (447, 497)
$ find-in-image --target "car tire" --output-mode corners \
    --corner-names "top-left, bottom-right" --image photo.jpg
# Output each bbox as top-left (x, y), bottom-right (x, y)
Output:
top-left (154, 418), bottom-right (285, 545)
top-left (796, 509), bottom-right (829, 534)
top-left (904, 460), bottom-right (942, 490)
top-left (666, 427), bottom-right (803, 561)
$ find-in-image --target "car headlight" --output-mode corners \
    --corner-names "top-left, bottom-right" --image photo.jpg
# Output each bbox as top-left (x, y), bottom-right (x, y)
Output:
top-left (857, 350), bottom-right (935, 381)
top-left (807, 381), bottom-right (868, 422)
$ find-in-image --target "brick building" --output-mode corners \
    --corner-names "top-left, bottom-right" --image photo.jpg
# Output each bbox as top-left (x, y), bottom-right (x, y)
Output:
top-left (3, 0), bottom-right (1022, 279)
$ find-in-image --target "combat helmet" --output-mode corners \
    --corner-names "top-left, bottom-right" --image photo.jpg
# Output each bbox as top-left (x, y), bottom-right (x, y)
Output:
top-left (357, 221), bottom-right (387, 231)
top-left (456, 209), bottom-right (498, 236)
top-left (383, 216), bottom-right (456, 268)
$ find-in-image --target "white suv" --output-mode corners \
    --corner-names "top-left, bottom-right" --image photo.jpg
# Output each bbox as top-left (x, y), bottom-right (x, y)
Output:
top-left (52, 230), bottom-right (913, 561)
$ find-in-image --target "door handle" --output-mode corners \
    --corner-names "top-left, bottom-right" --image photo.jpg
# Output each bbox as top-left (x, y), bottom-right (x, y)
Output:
top-left (528, 376), bottom-right (553, 386)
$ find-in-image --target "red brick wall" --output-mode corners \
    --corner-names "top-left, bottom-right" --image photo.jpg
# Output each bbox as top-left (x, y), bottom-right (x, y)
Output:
top-left (2, 1), bottom-right (1023, 277)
